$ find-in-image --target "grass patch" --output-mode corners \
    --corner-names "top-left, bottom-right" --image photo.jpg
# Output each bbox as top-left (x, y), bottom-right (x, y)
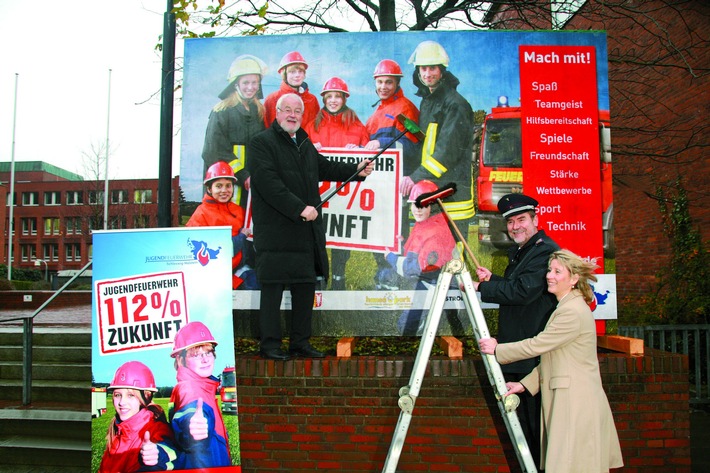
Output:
top-left (91, 396), bottom-right (240, 472)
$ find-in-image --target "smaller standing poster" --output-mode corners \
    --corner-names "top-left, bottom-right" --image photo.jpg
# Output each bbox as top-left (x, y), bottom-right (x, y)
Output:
top-left (91, 227), bottom-right (241, 473)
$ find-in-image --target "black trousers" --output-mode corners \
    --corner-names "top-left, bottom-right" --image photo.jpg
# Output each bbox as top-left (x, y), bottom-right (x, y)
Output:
top-left (506, 372), bottom-right (542, 468)
top-left (258, 282), bottom-right (316, 351)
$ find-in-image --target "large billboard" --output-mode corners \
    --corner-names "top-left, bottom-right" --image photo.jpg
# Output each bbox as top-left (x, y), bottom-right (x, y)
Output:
top-left (180, 30), bottom-right (616, 336)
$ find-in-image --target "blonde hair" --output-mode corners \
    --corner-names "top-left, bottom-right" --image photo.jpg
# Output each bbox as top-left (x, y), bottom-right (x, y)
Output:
top-left (549, 249), bottom-right (599, 304)
top-left (213, 88), bottom-right (265, 120)
top-left (104, 388), bottom-right (155, 447)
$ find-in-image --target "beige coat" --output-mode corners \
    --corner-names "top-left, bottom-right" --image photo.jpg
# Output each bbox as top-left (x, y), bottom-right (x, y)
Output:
top-left (495, 290), bottom-right (623, 472)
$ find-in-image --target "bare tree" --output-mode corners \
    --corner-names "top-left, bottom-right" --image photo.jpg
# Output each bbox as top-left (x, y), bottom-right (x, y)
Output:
top-left (77, 141), bottom-right (132, 231)
top-left (172, 0), bottom-right (490, 35)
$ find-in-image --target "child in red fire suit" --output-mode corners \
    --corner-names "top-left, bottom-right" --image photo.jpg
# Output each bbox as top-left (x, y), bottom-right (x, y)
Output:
top-left (186, 161), bottom-right (257, 289)
top-left (168, 321), bottom-right (231, 468)
top-left (99, 361), bottom-right (180, 472)
top-left (303, 77), bottom-right (370, 290)
top-left (263, 51), bottom-right (320, 126)
top-left (375, 180), bottom-right (456, 334)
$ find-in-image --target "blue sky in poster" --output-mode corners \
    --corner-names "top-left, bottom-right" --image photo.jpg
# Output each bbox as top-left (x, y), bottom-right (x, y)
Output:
top-left (180, 30), bottom-right (609, 202)
top-left (91, 227), bottom-right (235, 387)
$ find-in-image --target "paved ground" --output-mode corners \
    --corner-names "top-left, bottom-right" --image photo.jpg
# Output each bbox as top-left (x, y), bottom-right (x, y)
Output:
top-left (0, 306), bottom-right (92, 328)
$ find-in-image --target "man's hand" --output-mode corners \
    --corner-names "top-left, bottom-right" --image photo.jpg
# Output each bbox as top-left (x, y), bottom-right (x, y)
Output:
top-left (357, 159), bottom-right (374, 177)
top-left (140, 431), bottom-right (159, 466)
top-left (300, 205), bottom-right (318, 222)
top-left (476, 267), bottom-right (492, 282)
top-left (189, 398), bottom-right (209, 441)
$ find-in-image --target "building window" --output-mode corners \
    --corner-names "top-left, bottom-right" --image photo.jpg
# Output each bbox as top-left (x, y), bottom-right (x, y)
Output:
top-left (111, 190), bottom-right (129, 204)
top-left (65, 243), bottom-right (81, 262)
top-left (22, 192), bottom-right (39, 206)
top-left (43, 243), bottom-right (59, 262)
top-left (21, 218), bottom-right (38, 236)
top-left (110, 216), bottom-right (127, 230)
top-left (88, 244), bottom-right (93, 260)
top-left (88, 191), bottom-right (104, 204)
top-left (44, 218), bottom-right (60, 236)
top-left (134, 189), bottom-right (153, 204)
top-left (21, 244), bottom-right (37, 262)
top-left (66, 217), bottom-right (82, 235)
top-left (133, 215), bottom-right (150, 228)
top-left (67, 191), bottom-right (83, 205)
top-left (6, 192), bottom-right (17, 206)
top-left (44, 191), bottom-right (61, 206)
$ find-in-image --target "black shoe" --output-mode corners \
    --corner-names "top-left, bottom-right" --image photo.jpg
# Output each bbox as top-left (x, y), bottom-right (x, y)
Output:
top-left (259, 348), bottom-right (292, 360)
top-left (289, 345), bottom-right (325, 358)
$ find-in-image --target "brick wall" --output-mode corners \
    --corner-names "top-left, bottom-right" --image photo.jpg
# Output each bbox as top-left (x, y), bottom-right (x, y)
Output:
top-left (235, 349), bottom-right (690, 472)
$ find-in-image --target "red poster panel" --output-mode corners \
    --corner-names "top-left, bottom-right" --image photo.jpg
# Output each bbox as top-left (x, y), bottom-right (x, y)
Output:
top-left (519, 45), bottom-right (603, 265)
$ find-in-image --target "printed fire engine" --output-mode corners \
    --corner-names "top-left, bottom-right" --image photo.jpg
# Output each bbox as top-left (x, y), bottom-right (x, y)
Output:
top-left (474, 96), bottom-right (615, 258)
top-left (220, 366), bottom-right (238, 415)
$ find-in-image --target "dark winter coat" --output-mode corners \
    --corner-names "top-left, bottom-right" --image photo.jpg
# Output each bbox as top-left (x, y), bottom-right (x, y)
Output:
top-left (477, 229), bottom-right (560, 374)
top-left (201, 99), bottom-right (266, 207)
top-left (246, 120), bottom-right (361, 284)
top-left (412, 69), bottom-right (475, 221)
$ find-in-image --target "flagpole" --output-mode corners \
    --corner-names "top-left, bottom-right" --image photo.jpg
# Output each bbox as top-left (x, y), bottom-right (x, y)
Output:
top-left (103, 68), bottom-right (112, 230)
top-left (7, 73), bottom-right (19, 281)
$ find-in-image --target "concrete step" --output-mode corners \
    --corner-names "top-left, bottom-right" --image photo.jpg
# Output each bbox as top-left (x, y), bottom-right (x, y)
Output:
top-left (0, 345), bottom-right (91, 363)
top-left (0, 436), bottom-right (89, 468)
top-left (0, 361), bottom-right (91, 381)
top-left (0, 328), bottom-right (91, 347)
top-left (0, 409), bottom-right (90, 468)
top-left (0, 409), bottom-right (90, 438)
top-left (0, 380), bottom-right (90, 408)
top-left (0, 327), bottom-right (91, 409)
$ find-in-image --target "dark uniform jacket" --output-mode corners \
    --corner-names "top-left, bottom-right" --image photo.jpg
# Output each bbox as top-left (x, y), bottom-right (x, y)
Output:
top-left (478, 229), bottom-right (560, 374)
top-left (246, 120), bottom-right (361, 284)
top-left (201, 101), bottom-right (266, 207)
top-left (412, 70), bottom-right (475, 221)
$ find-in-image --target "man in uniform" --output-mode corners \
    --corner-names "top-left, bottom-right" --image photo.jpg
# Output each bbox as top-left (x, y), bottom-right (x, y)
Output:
top-left (473, 193), bottom-right (561, 466)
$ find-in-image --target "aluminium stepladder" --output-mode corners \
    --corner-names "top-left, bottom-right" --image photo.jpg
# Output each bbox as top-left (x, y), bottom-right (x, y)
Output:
top-left (381, 246), bottom-right (538, 473)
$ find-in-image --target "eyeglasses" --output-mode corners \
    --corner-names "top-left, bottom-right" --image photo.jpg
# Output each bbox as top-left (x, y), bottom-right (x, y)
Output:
top-left (188, 350), bottom-right (215, 360)
top-left (277, 107), bottom-right (304, 116)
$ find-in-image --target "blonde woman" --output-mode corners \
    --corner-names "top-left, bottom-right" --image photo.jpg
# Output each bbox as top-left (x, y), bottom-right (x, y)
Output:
top-left (479, 249), bottom-right (623, 472)
top-left (201, 54), bottom-right (267, 208)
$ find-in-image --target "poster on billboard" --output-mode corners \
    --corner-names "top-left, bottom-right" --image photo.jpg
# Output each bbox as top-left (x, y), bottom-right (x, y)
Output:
top-left (91, 227), bottom-right (241, 472)
top-left (180, 30), bottom-right (617, 335)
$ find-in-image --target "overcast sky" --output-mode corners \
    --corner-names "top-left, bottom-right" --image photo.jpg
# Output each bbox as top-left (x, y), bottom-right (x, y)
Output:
top-left (0, 0), bottom-right (180, 180)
